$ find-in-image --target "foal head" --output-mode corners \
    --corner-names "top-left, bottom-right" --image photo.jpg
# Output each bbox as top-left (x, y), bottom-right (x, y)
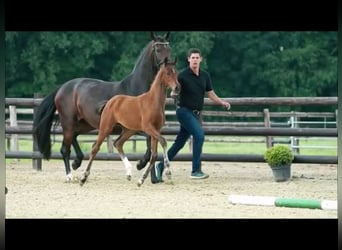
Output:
top-left (157, 57), bottom-right (181, 97)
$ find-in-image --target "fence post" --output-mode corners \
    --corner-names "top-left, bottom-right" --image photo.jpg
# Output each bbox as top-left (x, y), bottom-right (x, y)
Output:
top-left (132, 136), bottom-right (137, 153)
top-left (263, 108), bottom-right (272, 148)
top-left (32, 93), bottom-right (42, 171)
top-left (290, 111), bottom-right (300, 154)
top-left (9, 105), bottom-right (19, 162)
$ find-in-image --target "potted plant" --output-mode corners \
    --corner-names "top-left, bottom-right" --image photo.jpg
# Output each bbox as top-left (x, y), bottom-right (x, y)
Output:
top-left (264, 145), bottom-right (294, 182)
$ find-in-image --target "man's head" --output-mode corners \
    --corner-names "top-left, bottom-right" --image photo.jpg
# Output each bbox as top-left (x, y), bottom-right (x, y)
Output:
top-left (187, 48), bottom-right (202, 70)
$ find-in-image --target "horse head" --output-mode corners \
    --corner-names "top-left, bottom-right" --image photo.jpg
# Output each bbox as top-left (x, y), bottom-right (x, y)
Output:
top-left (150, 32), bottom-right (171, 68)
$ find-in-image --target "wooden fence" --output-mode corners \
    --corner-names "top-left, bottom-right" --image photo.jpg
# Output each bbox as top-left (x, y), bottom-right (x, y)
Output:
top-left (5, 97), bottom-right (338, 169)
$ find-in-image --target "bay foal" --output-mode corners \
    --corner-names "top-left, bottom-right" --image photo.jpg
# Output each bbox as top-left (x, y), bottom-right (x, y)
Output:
top-left (80, 58), bottom-right (180, 186)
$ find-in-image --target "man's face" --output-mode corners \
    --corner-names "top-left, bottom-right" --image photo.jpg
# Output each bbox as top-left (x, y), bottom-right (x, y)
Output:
top-left (188, 53), bottom-right (202, 68)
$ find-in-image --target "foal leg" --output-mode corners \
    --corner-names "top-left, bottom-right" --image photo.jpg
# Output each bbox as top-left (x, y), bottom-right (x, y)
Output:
top-left (158, 135), bottom-right (171, 180)
top-left (80, 126), bottom-right (113, 186)
top-left (137, 137), bottom-right (158, 187)
top-left (136, 134), bottom-right (151, 170)
top-left (113, 128), bottom-right (136, 181)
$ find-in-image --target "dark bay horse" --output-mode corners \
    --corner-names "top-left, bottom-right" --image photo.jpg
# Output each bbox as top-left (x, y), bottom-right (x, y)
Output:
top-left (33, 32), bottom-right (171, 181)
top-left (80, 58), bottom-right (180, 186)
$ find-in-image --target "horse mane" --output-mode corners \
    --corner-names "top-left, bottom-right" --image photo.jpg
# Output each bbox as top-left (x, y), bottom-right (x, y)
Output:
top-left (131, 32), bottom-right (170, 73)
top-left (131, 40), bottom-right (154, 73)
top-left (149, 62), bottom-right (165, 89)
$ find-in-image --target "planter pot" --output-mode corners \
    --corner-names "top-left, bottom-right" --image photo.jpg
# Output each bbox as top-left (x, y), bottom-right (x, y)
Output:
top-left (271, 165), bottom-right (291, 182)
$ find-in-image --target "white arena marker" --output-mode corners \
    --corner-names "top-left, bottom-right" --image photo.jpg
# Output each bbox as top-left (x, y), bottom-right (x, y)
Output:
top-left (320, 200), bottom-right (338, 210)
top-left (228, 194), bottom-right (276, 206)
top-left (228, 194), bottom-right (337, 210)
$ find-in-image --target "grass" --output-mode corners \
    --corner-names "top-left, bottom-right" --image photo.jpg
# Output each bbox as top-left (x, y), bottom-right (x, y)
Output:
top-left (6, 134), bottom-right (337, 157)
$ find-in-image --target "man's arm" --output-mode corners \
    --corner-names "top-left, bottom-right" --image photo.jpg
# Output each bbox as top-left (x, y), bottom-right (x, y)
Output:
top-left (207, 90), bottom-right (231, 110)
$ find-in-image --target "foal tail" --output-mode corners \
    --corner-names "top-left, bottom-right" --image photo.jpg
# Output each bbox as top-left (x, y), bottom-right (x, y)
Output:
top-left (32, 88), bottom-right (59, 160)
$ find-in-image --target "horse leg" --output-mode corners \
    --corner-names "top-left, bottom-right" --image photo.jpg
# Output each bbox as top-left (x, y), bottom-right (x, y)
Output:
top-left (158, 135), bottom-right (171, 180)
top-left (113, 128), bottom-right (136, 181)
top-left (71, 134), bottom-right (84, 170)
top-left (80, 123), bottom-right (113, 186)
top-left (136, 134), bottom-right (151, 171)
top-left (60, 131), bottom-right (74, 182)
top-left (72, 121), bottom-right (94, 170)
top-left (137, 136), bottom-right (158, 187)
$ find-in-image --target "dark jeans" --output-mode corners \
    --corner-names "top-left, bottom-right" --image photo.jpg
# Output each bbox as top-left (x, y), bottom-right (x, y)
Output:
top-left (158, 106), bottom-right (204, 173)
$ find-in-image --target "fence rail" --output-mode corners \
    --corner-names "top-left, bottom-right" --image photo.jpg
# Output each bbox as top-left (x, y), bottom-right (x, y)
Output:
top-left (5, 152), bottom-right (338, 164)
top-left (5, 126), bottom-right (338, 137)
top-left (5, 96), bottom-right (338, 170)
top-left (5, 96), bottom-right (338, 106)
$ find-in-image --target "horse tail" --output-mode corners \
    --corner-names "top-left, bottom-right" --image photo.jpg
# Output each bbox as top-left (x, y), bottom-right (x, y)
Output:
top-left (32, 88), bottom-right (59, 160)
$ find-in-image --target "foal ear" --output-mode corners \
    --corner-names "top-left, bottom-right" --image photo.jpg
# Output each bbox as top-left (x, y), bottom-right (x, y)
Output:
top-left (169, 56), bottom-right (177, 65)
top-left (164, 57), bottom-right (169, 65)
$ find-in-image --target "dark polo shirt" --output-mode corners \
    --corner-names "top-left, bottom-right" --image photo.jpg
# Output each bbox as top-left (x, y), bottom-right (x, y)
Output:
top-left (177, 66), bottom-right (213, 111)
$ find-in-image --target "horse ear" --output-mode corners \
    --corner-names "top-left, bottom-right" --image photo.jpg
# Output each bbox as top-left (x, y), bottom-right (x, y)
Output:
top-left (151, 32), bottom-right (157, 41)
top-left (164, 32), bottom-right (170, 41)
top-left (164, 57), bottom-right (168, 65)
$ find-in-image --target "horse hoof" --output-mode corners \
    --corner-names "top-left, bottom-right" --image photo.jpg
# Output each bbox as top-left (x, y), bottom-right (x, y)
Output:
top-left (72, 160), bottom-right (81, 170)
top-left (66, 174), bottom-right (73, 182)
top-left (137, 179), bottom-right (143, 186)
top-left (79, 178), bottom-right (86, 186)
top-left (79, 174), bottom-right (88, 185)
top-left (165, 170), bottom-right (172, 179)
top-left (136, 161), bottom-right (146, 171)
top-left (127, 175), bottom-right (131, 181)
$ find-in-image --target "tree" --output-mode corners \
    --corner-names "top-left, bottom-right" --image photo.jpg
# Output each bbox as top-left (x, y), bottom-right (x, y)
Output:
top-left (5, 31), bottom-right (337, 103)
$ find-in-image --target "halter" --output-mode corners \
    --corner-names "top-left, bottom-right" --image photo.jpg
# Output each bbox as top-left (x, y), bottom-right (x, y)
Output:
top-left (152, 41), bottom-right (170, 49)
top-left (152, 41), bottom-right (170, 69)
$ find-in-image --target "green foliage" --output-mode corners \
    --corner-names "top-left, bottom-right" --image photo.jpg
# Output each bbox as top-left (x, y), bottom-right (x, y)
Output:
top-left (264, 145), bottom-right (294, 168)
top-left (207, 31), bottom-right (337, 104)
top-left (5, 32), bottom-right (111, 97)
top-left (5, 31), bottom-right (337, 103)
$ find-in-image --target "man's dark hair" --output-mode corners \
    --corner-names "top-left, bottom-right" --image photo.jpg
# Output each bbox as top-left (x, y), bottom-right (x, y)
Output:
top-left (187, 48), bottom-right (202, 58)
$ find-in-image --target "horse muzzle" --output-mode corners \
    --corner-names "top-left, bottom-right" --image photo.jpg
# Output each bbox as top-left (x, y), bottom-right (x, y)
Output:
top-left (170, 84), bottom-right (181, 98)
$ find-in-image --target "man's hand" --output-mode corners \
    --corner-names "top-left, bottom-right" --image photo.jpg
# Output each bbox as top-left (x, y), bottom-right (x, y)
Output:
top-left (222, 101), bottom-right (230, 110)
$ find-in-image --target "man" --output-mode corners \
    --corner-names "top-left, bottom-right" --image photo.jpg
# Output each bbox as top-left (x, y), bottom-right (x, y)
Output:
top-left (151, 48), bottom-right (230, 183)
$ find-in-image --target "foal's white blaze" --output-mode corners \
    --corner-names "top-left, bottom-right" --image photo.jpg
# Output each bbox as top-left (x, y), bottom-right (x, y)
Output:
top-left (120, 155), bottom-right (132, 176)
